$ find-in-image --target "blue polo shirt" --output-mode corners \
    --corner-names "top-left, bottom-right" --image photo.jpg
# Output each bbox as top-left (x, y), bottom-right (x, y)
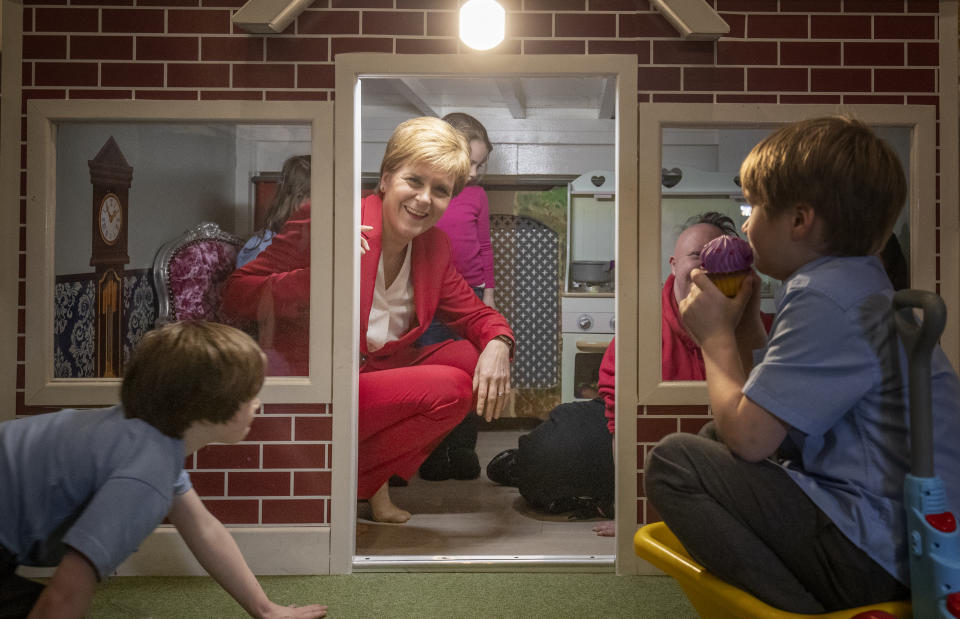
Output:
top-left (743, 255), bottom-right (960, 584)
top-left (0, 406), bottom-right (191, 579)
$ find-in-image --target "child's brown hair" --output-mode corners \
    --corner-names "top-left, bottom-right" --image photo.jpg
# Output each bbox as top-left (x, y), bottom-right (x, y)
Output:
top-left (443, 112), bottom-right (492, 184)
top-left (122, 321), bottom-right (266, 438)
top-left (264, 154), bottom-right (310, 235)
top-left (442, 112), bottom-right (492, 155)
top-left (740, 116), bottom-right (907, 256)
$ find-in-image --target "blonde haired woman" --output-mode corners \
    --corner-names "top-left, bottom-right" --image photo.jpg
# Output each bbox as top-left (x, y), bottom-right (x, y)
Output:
top-left (358, 117), bottom-right (514, 522)
top-left (223, 117), bottom-right (514, 522)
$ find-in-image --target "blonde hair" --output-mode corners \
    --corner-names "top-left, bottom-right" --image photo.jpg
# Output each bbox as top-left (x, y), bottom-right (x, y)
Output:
top-left (379, 117), bottom-right (471, 196)
top-left (122, 321), bottom-right (266, 438)
top-left (740, 116), bottom-right (907, 256)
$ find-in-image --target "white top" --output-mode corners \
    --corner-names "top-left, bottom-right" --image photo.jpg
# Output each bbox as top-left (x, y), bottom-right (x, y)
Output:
top-left (366, 244), bottom-right (415, 352)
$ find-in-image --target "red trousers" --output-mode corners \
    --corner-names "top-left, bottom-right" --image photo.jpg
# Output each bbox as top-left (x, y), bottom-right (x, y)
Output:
top-left (357, 339), bottom-right (479, 499)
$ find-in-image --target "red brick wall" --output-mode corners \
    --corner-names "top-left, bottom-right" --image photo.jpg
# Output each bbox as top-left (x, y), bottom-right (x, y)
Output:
top-left (15, 0), bottom-right (945, 527)
top-left (188, 404), bottom-right (332, 524)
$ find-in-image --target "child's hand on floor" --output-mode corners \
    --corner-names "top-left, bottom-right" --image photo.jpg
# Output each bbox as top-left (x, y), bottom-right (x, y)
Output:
top-left (260, 602), bottom-right (328, 618)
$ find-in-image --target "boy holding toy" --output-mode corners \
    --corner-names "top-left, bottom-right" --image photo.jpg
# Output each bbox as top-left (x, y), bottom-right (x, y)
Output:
top-left (645, 117), bottom-right (960, 613)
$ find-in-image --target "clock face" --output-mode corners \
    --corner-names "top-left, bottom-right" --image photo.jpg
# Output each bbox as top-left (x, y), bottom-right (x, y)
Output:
top-left (98, 193), bottom-right (123, 245)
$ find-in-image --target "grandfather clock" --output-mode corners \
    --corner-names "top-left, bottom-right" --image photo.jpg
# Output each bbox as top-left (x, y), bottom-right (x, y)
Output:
top-left (88, 137), bottom-right (133, 378)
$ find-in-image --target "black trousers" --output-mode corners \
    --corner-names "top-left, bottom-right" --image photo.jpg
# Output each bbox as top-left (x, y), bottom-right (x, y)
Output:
top-left (517, 398), bottom-right (614, 516)
top-left (644, 423), bottom-right (909, 613)
top-left (0, 544), bottom-right (44, 619)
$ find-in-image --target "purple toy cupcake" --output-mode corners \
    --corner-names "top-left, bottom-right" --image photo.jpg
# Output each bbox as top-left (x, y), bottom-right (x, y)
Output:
top-left (700, 235), bottom-right (754, 298)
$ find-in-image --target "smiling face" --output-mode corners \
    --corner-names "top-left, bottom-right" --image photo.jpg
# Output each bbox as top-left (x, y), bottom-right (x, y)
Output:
top-left (380, 162), bottom-right (456, 247)
top-left (669, 223), bottom-right (726, 303)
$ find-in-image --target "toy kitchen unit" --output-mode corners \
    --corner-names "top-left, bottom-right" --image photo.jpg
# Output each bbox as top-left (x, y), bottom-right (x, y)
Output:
top-left (561, 170), bottom-right (615, 402)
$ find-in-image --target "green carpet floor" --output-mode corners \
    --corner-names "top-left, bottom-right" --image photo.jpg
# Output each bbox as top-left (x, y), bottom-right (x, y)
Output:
top-left (89, 573), bottom-right (697, 618)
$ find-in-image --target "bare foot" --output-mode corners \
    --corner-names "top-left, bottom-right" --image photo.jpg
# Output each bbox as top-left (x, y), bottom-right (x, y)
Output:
top-left (593, 520), bottom-right (616, 537)
top-left (369, 482), bottom-right (411, 523)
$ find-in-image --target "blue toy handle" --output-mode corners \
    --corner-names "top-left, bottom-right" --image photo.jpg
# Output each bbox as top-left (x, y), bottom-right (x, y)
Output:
top-left (893, 290), bottom-right (960, 619)
top-left (893, 289), bottom-right (945, 477)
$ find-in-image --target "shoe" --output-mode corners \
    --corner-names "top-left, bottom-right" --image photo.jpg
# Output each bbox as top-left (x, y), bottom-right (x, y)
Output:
top-left (448, 447), bottom-right (481, 480)
top-left (486, 448), bottom-right (521, 486)
top-left (418, 446), bottom-right (452, 481)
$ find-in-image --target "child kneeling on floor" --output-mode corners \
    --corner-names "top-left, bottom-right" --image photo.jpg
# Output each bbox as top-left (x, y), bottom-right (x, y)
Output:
top-left (0, 321), bottom-right (327, 619)
top-left (645, 116), bottom-right (960, 613)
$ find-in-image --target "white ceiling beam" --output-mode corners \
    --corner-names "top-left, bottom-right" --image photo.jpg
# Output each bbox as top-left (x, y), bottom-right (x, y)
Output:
top-left (388, 78), bottom-right (438, 117)
top-left (496, 79), bottom-right (527, 119)
top-left (598, 77), bottom-right (616, 120)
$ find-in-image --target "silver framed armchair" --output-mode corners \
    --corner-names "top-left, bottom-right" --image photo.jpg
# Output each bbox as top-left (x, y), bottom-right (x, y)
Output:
top-left (152, 221), bottom-right (244, 326)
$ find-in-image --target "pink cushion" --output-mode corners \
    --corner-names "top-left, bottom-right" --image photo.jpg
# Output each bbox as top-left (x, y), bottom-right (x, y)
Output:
top-left (168, 239), bottom-right (239, 321)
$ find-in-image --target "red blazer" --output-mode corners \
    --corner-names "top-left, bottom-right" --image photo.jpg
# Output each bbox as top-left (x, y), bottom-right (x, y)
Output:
top-left (220, 203), bottom-right (311, 375)
top-left (598, 337), bottom-right (615, 435)
top-left (661, 274), bottom-right (706, 382)
top-left (360, 194), bottom-right (513, 369)
top-left (220, 196), bottom-right (513, 375)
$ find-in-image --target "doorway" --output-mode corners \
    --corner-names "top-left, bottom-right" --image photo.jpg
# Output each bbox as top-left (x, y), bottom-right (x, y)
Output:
top-left (328, 54), bottom-right (640, 573)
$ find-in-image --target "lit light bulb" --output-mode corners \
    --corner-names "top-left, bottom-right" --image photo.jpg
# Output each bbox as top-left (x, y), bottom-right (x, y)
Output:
top-left (459, 0), bottom-right (505, 51)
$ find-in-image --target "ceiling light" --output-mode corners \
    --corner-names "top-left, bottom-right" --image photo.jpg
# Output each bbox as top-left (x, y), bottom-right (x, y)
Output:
top-left (459, 0), bottom-right (505, 51)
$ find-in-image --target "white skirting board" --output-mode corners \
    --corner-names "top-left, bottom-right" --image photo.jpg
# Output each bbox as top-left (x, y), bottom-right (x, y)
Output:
top-left (116, 526), bottom-right (332, 576)
top-left (16, 526), bottom-right (663, 577)
top-left (18, 526), bottom-right (331, 578)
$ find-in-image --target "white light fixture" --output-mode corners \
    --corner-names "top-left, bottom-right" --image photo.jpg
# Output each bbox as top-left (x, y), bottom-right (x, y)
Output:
top-left (459, 0), bottom-right (505, 51)
top-left (651, 0), bottom-right (729, 41)
top-left (232, 0), bottom-right (313, 34)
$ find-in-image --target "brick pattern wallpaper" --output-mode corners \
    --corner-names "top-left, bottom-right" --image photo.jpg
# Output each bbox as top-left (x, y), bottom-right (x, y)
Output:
top-left (187, 405), bottom-right (332, 525)
top-left (14, 0), bottom-right (945, 527)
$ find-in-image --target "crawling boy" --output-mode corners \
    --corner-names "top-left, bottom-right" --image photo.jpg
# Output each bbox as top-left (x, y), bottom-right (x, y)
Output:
top-left (645, 116), bottom-right (960, 613)
top-left (0, 321), bottom-right (327, 619)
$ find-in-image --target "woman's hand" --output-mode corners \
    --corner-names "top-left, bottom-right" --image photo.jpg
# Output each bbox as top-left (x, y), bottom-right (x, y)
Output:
top-left (473, 338), bottom-right (512, 422)
top-left (360, 225), bottom-right (373, 255)
top-left (482, 287), bottom-right (497, 310)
